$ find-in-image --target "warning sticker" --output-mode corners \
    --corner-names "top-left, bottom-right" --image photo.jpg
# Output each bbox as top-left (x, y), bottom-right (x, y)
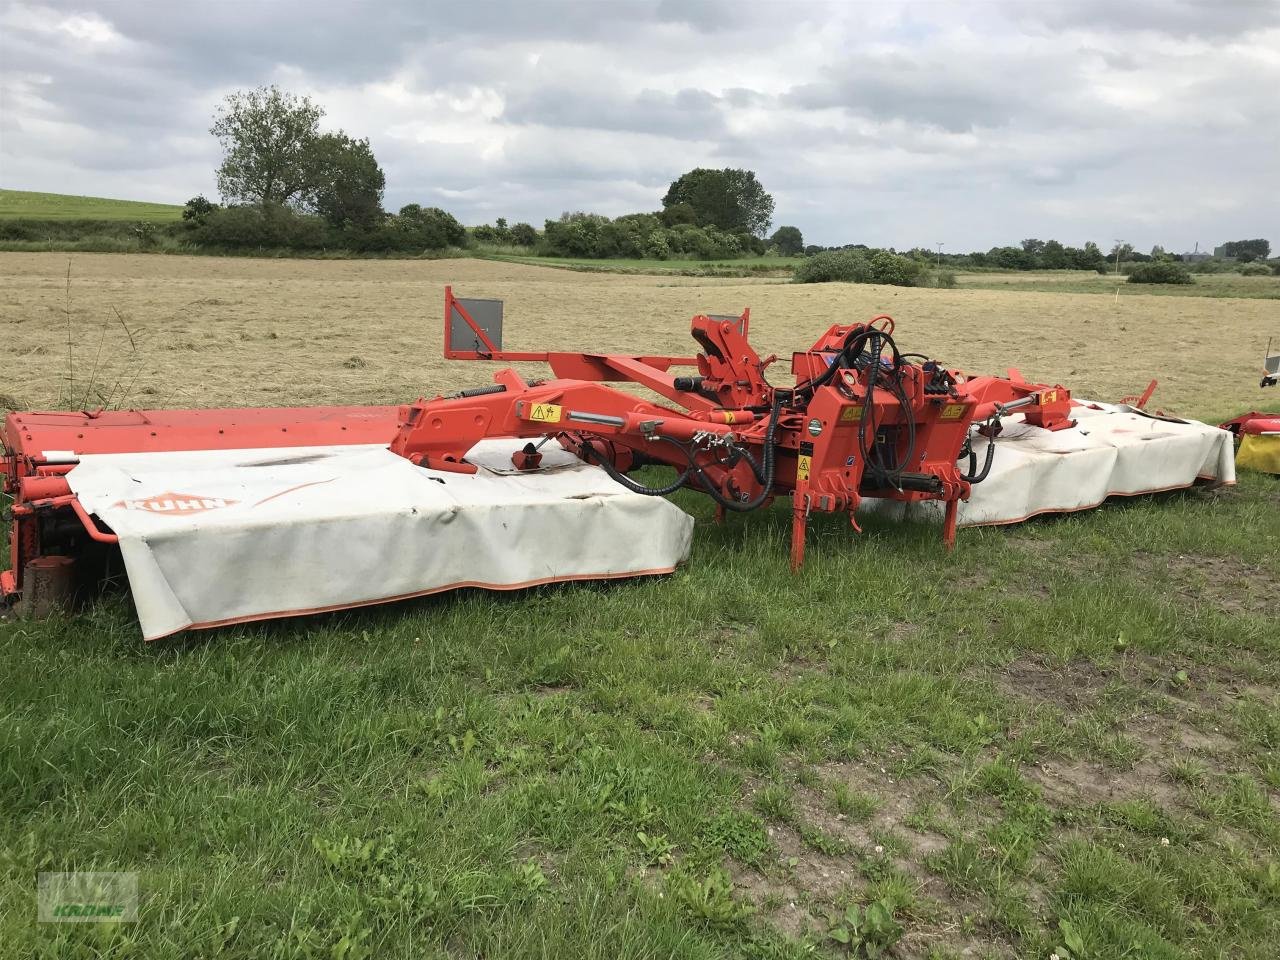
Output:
top-left (839, 406), bottom-right (862, 423)
top-left (797, 454), bottom-right (812, 482)
top-left (527, 403), bottom-right (562, 424)
top-left (940, 403), bottom-right (966, 420)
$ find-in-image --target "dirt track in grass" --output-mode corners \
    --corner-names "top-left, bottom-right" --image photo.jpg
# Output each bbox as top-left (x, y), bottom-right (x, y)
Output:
top-left (0, 252), bottom-right (1276, 417)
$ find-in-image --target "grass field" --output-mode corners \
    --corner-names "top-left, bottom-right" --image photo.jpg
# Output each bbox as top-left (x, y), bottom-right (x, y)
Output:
top-left (0, 189), bottom-right (184, 222)
top-left (1, 254), bottom-right (1278, 958)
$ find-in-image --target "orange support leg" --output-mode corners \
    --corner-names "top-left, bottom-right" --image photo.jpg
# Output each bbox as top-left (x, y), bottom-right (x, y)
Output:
top-left (790, 494), bottom-right (809, 571)
top-left (943, 498), bottom-right (959, 550)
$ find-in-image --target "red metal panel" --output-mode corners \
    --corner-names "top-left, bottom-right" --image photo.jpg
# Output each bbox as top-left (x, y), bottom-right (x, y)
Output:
top-left (3, 405), bottom-right (400, 462)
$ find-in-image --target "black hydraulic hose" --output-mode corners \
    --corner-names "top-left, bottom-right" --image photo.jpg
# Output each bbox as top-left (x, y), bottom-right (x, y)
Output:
top-left (738, 444), bottom-right (766, 485)
top-left (694, 395), bottom-right (784, 512)
top-left (853, 329), bottom-right (914, 490)
top-left (580, 441), bottom-right (692, 496)
top-left (888, 376), bottom-right (916, 485)
top-left (670, 397), bottom-right (785, 511)
top-left (578, 395), bottom-right (785, 507)
top-left (959, 427), bottom-right (998, 484)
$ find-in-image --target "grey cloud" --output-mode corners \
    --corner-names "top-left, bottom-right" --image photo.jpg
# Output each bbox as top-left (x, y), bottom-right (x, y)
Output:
top-left (782, 48), bottom-right (1082, 133)
top-left (1008, 0), bottom-right (1280, 38)
top-left (503, 86), bottom-right (727, 138)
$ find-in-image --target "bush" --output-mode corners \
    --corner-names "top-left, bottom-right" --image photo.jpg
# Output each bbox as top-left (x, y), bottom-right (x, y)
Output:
top-left (1127, 261), bottom-right (1193, 284)
top-left (868, 249), bottom-right (924, 285)
top-left (794, 250), bottom-right (873, 283)
top-left (132, 221), bottom-right (159, 247)
top-left (543, 214), bottom-right (610, 257)
top-left (1240, 263), bottom-right (1271, 276)
top-left (509, 222), bottom-right (538, 247)
top-left (0, 218), bottom-right (188, 253)
top-left (644, 231), bottom-right (671, 260)
top-left (189, 204), bottom-right (334, 250)
top-left (393, 205), bottom-right (466, 250)
top-left (539, 212), bottom-right (758, 261)
top-left (793, 248), bottom-right (923, 286)
top-left (182, 195), bottom-right (217, 225)
top-left (0, 219), bottom-right (172, 243)
top-left (933, 269), bottom-right (957, 289)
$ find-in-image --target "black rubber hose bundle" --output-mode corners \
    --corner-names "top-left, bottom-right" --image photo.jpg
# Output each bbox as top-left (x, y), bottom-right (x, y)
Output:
top-left (692, 395), bottom-right (784, 512)
top-left (580, 395), bottom-right (786, 511)
top-left (580, 440), bottom-right (692, 496)
top-left (959, 419), bottom-right (998, 484)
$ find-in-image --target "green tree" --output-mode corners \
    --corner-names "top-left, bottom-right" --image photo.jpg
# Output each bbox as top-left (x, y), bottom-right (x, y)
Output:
top-left (662, 168), bottom-right (775, 237)
top-left (1221, 238), bottom-right (1270, 262)
top-left (1040, 239), bottom-right (1068, 268)
top-left (182, 195), bottom-right (218, 226)
top-left (769, 225), bottom-right (804, 256)
top-left (659, 202), bottom-right (698, 228)
top-left (210, 86), bottom-right (386, 230)
top-left (509, 222), bottom-right (538, 247)
top-left (1110, 242), bottom-right (1134, 263)
top-left (211, 86), bottom-right (326, 208)
top-left (311, 133), bottom-right (385, 228)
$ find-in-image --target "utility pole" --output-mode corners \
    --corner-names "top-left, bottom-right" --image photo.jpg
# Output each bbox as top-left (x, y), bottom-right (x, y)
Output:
top-left (1113, 239), bottom-right (1123, 276)
top-left (936, 242), bottom-right (944, 266)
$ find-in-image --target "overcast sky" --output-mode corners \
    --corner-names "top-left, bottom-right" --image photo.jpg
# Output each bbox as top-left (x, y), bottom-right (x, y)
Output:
top-left (2, 1), bottom-right (1278, 250)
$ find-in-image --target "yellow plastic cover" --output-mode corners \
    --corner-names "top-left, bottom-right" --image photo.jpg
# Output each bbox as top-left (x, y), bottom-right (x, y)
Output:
top-left (1237, 433), bottom-right (1280, 474)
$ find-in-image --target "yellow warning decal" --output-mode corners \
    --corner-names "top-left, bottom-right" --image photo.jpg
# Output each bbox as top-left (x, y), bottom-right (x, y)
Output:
top-left (839, 406), bottom-right (862, 423)
top-left (940, 403), bottom-right (966, 420)
top-left (528, 403), bottom-right (562, 424)
top-left (1039, 389), bottom-right (1058, 405)
top-left (797, 454), bottom-right (812, 482)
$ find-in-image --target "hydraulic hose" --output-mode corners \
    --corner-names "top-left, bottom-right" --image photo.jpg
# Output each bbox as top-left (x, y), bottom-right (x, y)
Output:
top-left (586, 396), bottom-right (786, 511)
top-left (692, 395), bottom-right (784, 512)
top-left (959, 427), bottom-right (997, 484)
top-left (580, 440), bottom-right (693, 496)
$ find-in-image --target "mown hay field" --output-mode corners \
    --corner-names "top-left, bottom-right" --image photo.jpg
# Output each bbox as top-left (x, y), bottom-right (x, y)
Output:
top-left (0, 252), bottom-right (1275, 419)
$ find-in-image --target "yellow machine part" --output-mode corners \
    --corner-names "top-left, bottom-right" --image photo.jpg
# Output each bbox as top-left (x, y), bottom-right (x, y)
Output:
top-left (1236, 433), bottom-right (1280, 474)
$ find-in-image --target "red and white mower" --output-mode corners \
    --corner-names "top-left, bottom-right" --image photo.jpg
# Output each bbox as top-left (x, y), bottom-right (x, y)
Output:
top-left (1, 289), bottom-right (1236, 638)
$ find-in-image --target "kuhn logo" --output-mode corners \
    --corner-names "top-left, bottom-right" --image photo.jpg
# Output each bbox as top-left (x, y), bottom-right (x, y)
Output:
top-left (113, 491), bottom-right (239, 515)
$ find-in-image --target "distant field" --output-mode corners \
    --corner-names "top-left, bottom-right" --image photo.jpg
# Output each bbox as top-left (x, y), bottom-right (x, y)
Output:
top-left (0, 188), bottom-right (183, 221)
top-left (958, 269), bottom-right (1280, 300)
